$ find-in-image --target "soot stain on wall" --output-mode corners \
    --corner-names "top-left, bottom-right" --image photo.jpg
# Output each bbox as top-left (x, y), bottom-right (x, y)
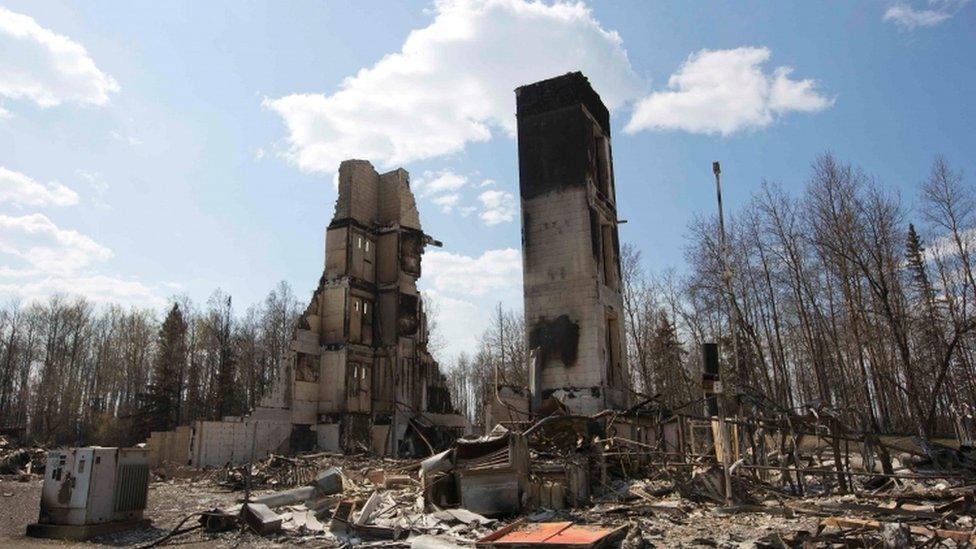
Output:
top-left (528, 314), bottom-right (580, 368)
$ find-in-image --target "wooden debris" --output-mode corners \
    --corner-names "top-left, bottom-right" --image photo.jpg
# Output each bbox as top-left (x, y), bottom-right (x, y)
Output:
top-left (821, 516), bottom-right (976, 544)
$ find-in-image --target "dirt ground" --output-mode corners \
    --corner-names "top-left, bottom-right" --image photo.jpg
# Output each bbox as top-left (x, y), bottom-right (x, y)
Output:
top-left (0, 477), bottom-right (297, 548)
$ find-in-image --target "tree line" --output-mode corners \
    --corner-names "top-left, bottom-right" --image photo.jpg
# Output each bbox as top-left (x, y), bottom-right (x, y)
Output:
top-left (0, 282), bottom-right (300, 446)
top-left (3, 152), bottom-right (972, 445)
top-left (442, 153), bottom-right (976, 441)
top-left (623, 153), bottom-right (976, 439)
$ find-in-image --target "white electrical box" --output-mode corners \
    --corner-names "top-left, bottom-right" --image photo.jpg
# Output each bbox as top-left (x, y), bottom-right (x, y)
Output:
top-left (37, 447), bottom-right (149, 526)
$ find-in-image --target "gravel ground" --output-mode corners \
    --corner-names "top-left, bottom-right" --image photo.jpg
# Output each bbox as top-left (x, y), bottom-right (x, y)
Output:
top-left (0, 477), bottom-right (311, 548)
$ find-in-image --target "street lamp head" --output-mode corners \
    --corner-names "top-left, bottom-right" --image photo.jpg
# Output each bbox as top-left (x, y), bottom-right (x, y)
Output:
top-left (712, 161), bottom-right (721, 175)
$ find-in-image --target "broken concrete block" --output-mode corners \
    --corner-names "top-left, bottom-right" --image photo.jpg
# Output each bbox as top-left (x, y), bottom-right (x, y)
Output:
top-left (252, 486), bottom-right (316, 509)
top-left (312, 467), bottom-right (343, 494)
top-left (243, 503), bottom-right (282, 535)
top-left (281, 507), bottom-right (325, 533)
top-left (251, 468), bottom-right (343, 509)
top-left (429, 508), bottom-right (493, 526)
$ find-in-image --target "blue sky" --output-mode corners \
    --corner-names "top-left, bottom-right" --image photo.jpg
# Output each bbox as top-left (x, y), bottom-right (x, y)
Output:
top-left (1, 0), bottom-right (974, 359)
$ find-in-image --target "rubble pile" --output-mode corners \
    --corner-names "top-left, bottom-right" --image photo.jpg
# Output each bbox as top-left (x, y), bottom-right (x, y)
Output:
top-left (220, 453), bottom-right (324, 490)
top-left (0, 435), bottom-right (45, 477)
top-left (135, 404), bottom-right (976, 548)
top-left (160, 452), bottom-right (503, 547)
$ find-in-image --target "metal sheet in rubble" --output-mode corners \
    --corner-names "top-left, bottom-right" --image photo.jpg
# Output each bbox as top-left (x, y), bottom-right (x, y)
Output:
top-left (476, 519), bottom-right (627, 548)
top-left (494, 521), bottom-right (572, 543)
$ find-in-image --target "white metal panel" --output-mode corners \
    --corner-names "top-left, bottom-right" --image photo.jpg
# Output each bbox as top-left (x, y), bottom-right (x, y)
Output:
top-left (85, 448), bottom-right (118, 524)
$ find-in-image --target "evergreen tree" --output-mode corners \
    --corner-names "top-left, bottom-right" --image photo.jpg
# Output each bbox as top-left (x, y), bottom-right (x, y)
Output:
top-left (143, 303), bottom-right (187, 433)
top-left (649, 310), bottom-right (686, 405)
top-left (211, 294), bottom-right (240, 418)
top-left (905, 224), bottom-right (948, 390)
top-left (906, 224), bottom-right (937, 310)
top-left (906, 224), bottom-right (944, 348)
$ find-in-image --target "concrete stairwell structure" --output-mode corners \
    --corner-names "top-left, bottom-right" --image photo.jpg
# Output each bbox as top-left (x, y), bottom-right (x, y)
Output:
top-left (148, 160), bottom-right (465, 467)
top-left (288, 160), bottom-right (464, 455)
top-left (516, 72), bottom-right (630, 416)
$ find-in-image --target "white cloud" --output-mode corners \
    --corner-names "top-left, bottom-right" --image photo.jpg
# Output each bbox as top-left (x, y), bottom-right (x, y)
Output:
top-left (264, 0), bottom-right (642, 174)
top-left (458, 205), bottom-right (477, 217)
top-left (0, 166), bottom-right (162, 308)
top-left (883, 1), bottom-right (969, 29)
top-left (422, 289), bottom-right (482, 360)
top-left (884, 4), bottom-right (950, 27)
top-left (76, 169), bottom-right (108, 194)
top-left (415, 169), bottom-right (468, 196)
top-left (0, 105), bottom-right (10, 119)
top-left (0, 6), bottom-right (119, 108)
top-left (254, 147), bottom-right (266, 160)
top-left (0, 166), bottom-right (79, 207)
top-left (625, 47), bottom-right (833, 136)
top-left (923, 227), bottom-right (976, 264)
top-left (0, 274), bottom-right (165, 309)
top-left (0, 212), bottom-right (166, 308)
top-left (413, 169), bottom-right (479, 215)
top-left (75, 169), bottom-right (110, 209)
top-left (0, 266), bottom-right (39, 278)
top-left (0, 213), bottom-right (112, 273)
top-left (421, 248), bottom-right (524, 358)
top-left (109, 130), bottom-right (142, 146)
top-left (478, 189), bottom-right (517, 225)
top-left (432, 193), bottom-right (461, 213)
top-left (423, 248), bottom-right (522, 296)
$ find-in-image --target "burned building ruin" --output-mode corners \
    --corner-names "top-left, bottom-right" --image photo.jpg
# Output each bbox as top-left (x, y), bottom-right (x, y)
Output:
top-left (282, 160), bottom-right (465, 455)
top-left (148, 160), bottom-right (465, 467)
top-left (516, 72), bottom-right (630, 415)
top-left (148, 73), bottom-right (628, 467)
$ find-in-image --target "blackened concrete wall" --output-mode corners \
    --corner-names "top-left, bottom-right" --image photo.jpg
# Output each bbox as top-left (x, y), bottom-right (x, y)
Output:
top-left (516, 72), bottom-right (629, 415)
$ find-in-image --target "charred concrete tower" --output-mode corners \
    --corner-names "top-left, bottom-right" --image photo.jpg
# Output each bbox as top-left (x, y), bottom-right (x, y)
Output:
top-left (516, 72), bottom-right (629, 415)
top-left (287, 160), bottom-right (465, 454)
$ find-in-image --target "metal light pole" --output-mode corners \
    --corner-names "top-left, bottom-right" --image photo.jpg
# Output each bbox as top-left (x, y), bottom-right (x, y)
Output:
top-left (713, 161), bottom-right (740, 382)
top-left (712, 161), bottom-right (735, 507)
